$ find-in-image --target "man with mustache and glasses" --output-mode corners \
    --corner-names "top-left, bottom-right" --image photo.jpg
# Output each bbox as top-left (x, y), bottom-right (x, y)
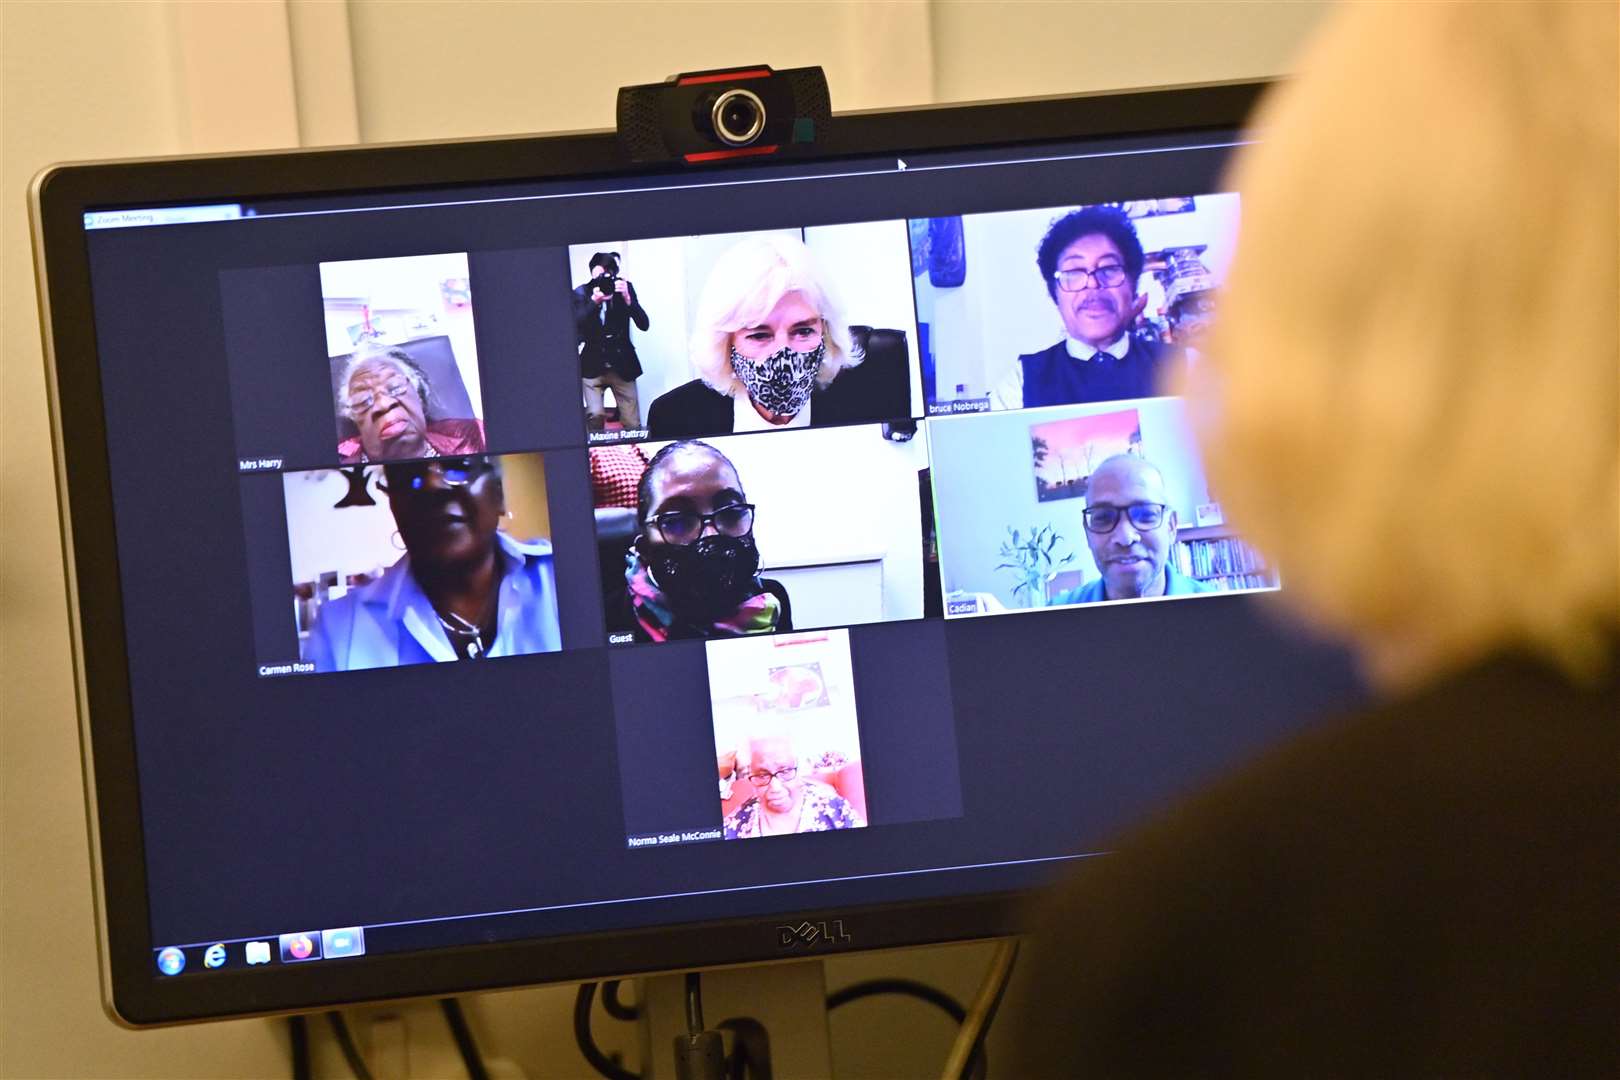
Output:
top-left (1052, 454), bottom-right (1212, 605)
top-left (304, 456), bottom-right (561, 671)
top-left (990, 206), bottom-right (1181, 411)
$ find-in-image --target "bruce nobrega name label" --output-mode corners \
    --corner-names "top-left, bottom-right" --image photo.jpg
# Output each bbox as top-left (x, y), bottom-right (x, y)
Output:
top-left (626, 828), bottom-right (723, 849)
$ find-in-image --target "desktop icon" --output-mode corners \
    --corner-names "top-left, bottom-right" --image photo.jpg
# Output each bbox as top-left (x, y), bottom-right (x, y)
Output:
top-left (320, 927), bottom-right (366, 959)
top-left (279, 932), bottom-right (321, 963)
top-left (244, 940), bottom-right (272, 965)
top-left (155, 947), bottom-right (185, 976)
top-left (203, 943), bottom-right (228, 969)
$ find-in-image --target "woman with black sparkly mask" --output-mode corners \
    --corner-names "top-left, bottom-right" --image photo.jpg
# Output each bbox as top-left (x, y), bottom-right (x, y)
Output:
top-left (606, 440), bottom-right (793, 642)
top-left (645, 235), bottom-right (881, 438)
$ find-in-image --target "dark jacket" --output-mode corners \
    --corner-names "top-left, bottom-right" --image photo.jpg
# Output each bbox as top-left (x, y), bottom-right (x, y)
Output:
top-left (1018, 334), bottom-right (1178, 408)
top-left (573, 282), bottom-right (649, 380)
top-left (1006, 645), bottom-right (1619, 1077)
top-left (647, 365), bottom-right (906, 441)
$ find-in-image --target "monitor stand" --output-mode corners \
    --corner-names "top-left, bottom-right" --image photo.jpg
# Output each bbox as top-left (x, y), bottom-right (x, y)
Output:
top-left (636, 959), bottom-right (831, 1078)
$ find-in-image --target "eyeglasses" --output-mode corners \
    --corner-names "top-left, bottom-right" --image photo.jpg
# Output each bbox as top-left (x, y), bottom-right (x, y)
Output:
top-left (383, 457), bottom-right (492, 492)
top-left (1052, 264), bottom-right (1130, 292)
top-left (745, 766), bottom-right (798, 788)
top-left (346, 377), bottom-right (416, 418)
top-left (1082, 502), bottom-right (1167, 534)
top-left (649, 503), bottom-right (755, 545)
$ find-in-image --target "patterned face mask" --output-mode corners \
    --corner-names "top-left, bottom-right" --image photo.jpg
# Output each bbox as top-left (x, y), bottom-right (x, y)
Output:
top-left (729, 340), bottom-right (826, 418)
top-left (644, 533), bottom-right (763, 621)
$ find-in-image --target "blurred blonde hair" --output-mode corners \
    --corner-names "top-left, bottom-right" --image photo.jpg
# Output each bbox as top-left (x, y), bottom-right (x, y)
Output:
top-left (1186, 2), bottom-right (1618, 685)
top-left (689, 233), bottom-right (862, 396)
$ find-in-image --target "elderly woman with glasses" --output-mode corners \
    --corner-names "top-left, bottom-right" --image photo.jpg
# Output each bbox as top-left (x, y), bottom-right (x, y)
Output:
top-left (304, 455), bottom-right (560, 672)
top-left (722, 733), bottom-right (863, 841)
top-left (335, 343), bottom-right (486, 463)
top-left (605, 439), bottom-right (793, 643)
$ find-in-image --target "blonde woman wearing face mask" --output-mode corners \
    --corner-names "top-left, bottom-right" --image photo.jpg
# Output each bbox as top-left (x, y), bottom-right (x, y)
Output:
top-left (646, 234), bottom-right (901, 439)
top-left (1008, 3), bottom-right (1617, 1074)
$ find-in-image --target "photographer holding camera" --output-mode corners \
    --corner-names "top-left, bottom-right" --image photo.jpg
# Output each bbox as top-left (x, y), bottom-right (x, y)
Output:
top-left (573, 251), bottom-right (650, 432)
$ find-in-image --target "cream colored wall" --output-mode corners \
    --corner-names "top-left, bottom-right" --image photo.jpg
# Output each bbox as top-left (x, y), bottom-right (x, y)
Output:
top-left (931, 0), bottom-right (1330, 102)
top-left (1, 3), bottom-right (1328, 1076)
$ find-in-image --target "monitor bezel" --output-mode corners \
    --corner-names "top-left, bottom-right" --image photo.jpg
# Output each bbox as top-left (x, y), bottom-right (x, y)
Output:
top-left (31, 80), bottom-right (1267, 1026)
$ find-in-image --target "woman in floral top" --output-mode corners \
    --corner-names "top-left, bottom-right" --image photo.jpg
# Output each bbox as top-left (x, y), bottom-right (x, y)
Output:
top-left (724, 735), bottom-right (864, 840)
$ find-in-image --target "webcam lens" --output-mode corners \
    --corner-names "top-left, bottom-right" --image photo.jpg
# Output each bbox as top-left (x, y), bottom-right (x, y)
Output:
top-left (712, 89), bottom-right (766, 146)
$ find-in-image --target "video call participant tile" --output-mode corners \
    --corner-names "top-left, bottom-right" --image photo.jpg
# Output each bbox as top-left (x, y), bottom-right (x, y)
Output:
top-left (613, 622), bottom-right (963, 852)
top-left (279, 453), bottom-right (562, 674)
top-left (565, 221), bottom-right (924, 444)
top-left (221, 251), bottom-right (490, 475)
top-left (322, 252), bottom-right (488, 465)
top-left (910, 193), bottom-right (1238, 415)
top-left (587, 423), bottom-right (933, 645)
top-left (929, 397), bottom-right (1278, 619)
top-left (709, 630), bottom-right (869, 841)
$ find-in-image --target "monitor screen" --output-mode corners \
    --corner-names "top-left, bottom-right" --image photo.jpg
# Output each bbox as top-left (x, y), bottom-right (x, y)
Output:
top-left (34, 83), bottom-right (1363, 1024)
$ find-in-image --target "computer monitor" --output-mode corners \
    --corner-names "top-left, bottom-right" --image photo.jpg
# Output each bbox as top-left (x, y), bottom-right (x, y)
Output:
top-left (30, 79), bottom-right (1362, 1027)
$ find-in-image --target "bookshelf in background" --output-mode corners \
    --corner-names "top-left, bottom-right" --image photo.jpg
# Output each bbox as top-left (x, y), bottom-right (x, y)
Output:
top-left (1174, 525), bottom-right (1277, 591)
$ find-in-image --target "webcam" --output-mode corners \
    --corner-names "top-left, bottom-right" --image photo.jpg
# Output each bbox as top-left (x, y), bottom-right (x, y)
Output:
top-left (616, 64), bottom-right (831, 165)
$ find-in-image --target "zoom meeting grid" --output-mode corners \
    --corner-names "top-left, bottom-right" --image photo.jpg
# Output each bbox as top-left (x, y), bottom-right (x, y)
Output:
top-left (78, 135), bottom-right (1356, 971)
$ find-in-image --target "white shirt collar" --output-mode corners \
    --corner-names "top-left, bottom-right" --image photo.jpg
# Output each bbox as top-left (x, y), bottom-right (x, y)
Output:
top-left (1064, 333), bottom-right (1132, 362)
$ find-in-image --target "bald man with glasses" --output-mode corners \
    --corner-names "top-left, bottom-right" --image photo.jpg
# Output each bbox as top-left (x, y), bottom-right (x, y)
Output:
top-left (1053, 454), bottom-right (1214, 605)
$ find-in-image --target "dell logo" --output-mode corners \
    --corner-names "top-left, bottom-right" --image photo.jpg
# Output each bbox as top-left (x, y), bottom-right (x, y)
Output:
top-left (776, 920), bottom-right (852, 948)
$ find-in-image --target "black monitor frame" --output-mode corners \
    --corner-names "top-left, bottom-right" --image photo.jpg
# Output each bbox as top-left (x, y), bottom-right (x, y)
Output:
top-left (32, 80), bottom-right (1267, 1026)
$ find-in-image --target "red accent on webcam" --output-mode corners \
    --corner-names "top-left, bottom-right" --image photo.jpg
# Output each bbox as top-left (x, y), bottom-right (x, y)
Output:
top-left (682, 145), bottom-right (782, 164)
top-left (677, 69), bottom-right (773, 86)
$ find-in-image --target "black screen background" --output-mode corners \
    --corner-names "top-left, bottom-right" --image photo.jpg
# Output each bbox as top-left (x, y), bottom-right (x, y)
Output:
top-left (83, 134), bottom-right (1363, 953)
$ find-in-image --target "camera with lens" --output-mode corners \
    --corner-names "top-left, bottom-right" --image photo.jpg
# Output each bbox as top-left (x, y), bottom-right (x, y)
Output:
top-left (589, 272), bottom-right (619, 300)
top-left (617, 64), bottom-right (831, 165)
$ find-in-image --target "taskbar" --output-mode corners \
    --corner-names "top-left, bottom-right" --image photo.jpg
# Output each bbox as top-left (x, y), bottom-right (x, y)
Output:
top-left (148, 851), bottom-right (1094, 979)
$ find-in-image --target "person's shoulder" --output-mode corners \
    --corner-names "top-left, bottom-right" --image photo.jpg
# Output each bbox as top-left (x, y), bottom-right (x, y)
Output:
top-left (761, 578), bottom-right (793, 630)
top-left (648, 379), bottom-right (733, 438)
top-left (426, 418), bottom-right (486, 453)
top-left (311, 587), bottom-right (361, 631)
top-left (805, 783), bottom-right (862, 828)
top-left (1052, 579), bottom-right (1104, 606)
top-left (1167, 566), bottom-right (1217, 595)
top-left (1018, 340), bottom-right (1068, 364)
top-left (305, 587), bottom-right (363, 670)
top-left (1009, 649), bottom-right (1619, 1073)
top-left (601, 583), bottom-right (639, 637)
top-left (1131, 334), bottom-right (1183, 370)
top-left (654, 379), bottom-right (726, 407)
top-left (723, 796), bottom-right (758, 836)
top-left (499, 531), bottom-right (554, 563)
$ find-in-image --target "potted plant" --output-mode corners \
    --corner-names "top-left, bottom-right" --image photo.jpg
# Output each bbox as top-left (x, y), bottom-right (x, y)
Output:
top-left (996, 524), bottom-right (1076, 608)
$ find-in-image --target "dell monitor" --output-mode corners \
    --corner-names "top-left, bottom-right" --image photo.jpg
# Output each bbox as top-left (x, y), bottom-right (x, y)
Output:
top-left (30, 77), bottom-right (1361, 1032)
